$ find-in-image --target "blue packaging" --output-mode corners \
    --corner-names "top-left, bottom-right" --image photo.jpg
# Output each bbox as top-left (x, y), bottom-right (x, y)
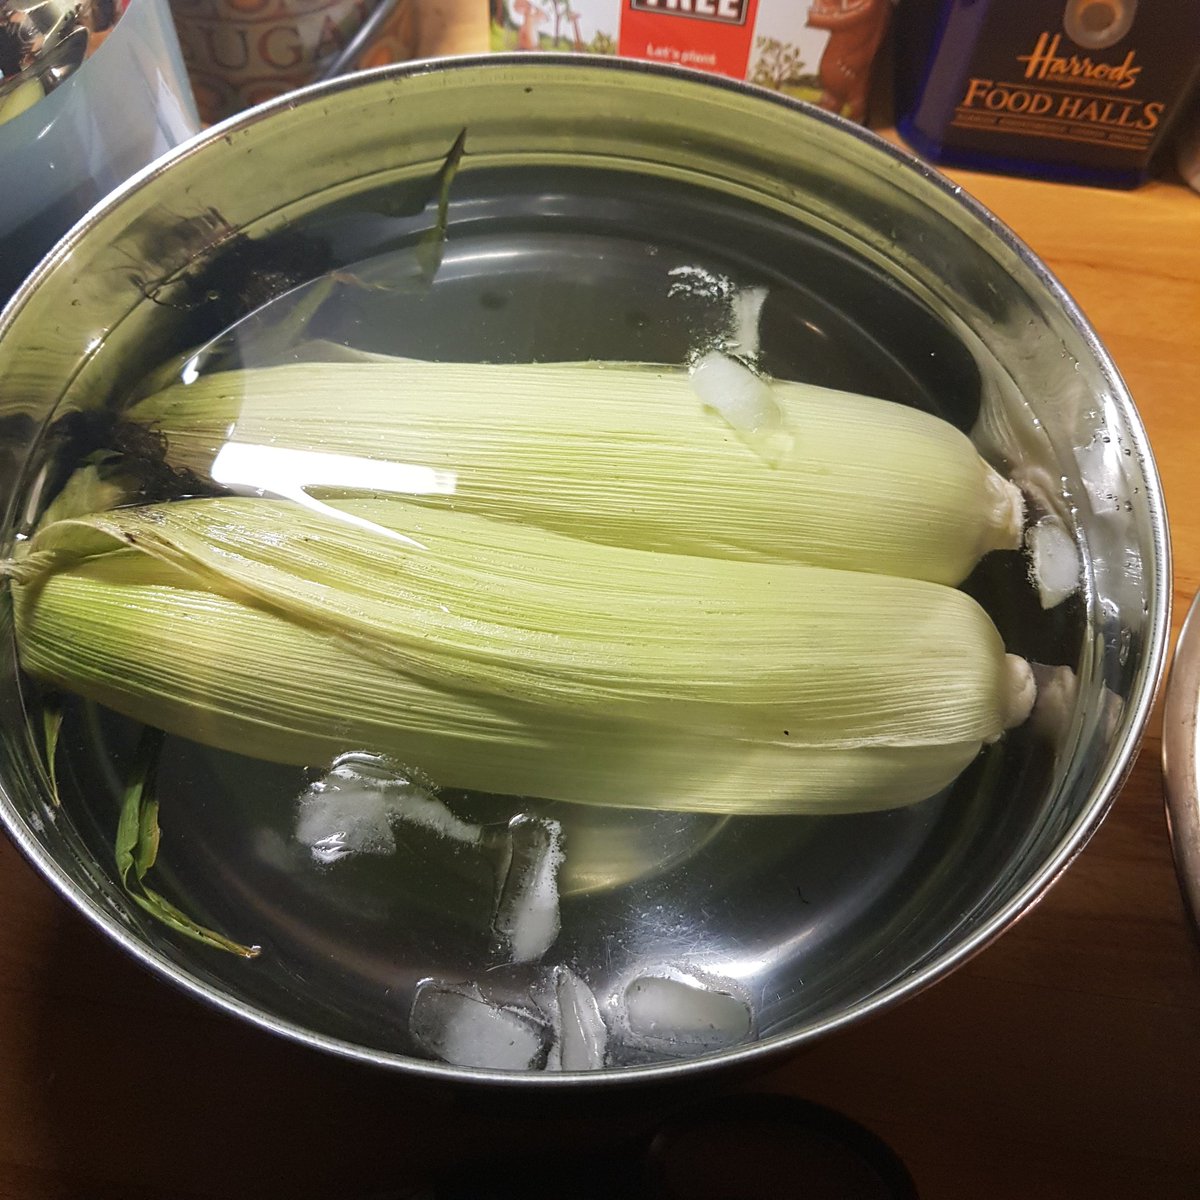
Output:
top-left (894, 0), bottom-right (1200, 188)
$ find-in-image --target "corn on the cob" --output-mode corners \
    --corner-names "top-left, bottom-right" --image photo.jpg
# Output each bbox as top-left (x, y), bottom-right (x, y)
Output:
top-left (7, 496), bottom-right (1033, 815)
top-left (127, 359), bottom-right (1023, 585)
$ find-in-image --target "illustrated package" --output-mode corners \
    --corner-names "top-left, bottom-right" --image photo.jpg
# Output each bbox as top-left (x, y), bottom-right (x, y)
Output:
top-left (489, 1), bottom-right (894, 124)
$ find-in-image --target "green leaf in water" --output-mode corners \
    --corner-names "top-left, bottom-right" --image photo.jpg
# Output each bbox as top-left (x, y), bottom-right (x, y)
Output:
top-left (42, 698), bottom-right (63, 807)
top-left (416, 128), bottom-right (467, 283)
top-left (116, 727), bottom-right (260, 958)
top-left (243, 272), bottom-right (344, 364)
top-left (126, 128), bottom-right (469, 390)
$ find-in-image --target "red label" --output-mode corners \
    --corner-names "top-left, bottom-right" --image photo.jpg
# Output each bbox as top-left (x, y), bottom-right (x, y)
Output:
top-left (619, 0), bottom-right (760, 79)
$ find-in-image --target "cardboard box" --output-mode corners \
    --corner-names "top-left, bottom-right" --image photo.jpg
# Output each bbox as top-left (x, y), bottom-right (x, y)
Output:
top-left (489, 0), bottom-right (894, 123)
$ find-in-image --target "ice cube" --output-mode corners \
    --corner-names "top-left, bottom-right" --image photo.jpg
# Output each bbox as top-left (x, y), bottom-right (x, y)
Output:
top-left (542, 967), bottom-right (608, 1072)
top-left (667, 264), bottom-right (734, 301)
top-left (1030, 662), bottom-right (1080, 740)
top-left (384, 786), bottom-right (481, 845)
top-left (295, 778), bottom-right (395, 865)
top-left (327, 752), bottom-right (482, 842)
top-left (728, 286), bottom-right (768, 361)
top-left (1026, 516), bottom-right (1079, 609)
top-left (295, 751), bottom-right (484, 865)
top-left (409, 981), bottom-right (550, 1071)
top-left (691, 351), bottom-right (793, 467)
top-left (622, 972), bottom-right (753, 1053)
top-left (492, 815), bottom-right (563, 964)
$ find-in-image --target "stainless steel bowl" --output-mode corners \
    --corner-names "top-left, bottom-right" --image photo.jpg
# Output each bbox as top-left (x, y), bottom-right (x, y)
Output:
top-left (0, 55), bottom-right (1170, 1085)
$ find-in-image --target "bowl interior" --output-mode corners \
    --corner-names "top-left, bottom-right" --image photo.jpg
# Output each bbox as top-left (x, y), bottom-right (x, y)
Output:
top-left (0, 57), bottom-right (1168, 1081)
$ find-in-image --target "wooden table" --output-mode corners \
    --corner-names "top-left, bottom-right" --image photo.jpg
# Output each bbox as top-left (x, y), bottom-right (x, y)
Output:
top-left (2, 164), bottom-right (1199, 1200)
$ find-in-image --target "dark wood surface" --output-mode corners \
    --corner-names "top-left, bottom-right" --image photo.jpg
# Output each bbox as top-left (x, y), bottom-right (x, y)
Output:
top-left (2, 165), bottom-right (1199, 1200)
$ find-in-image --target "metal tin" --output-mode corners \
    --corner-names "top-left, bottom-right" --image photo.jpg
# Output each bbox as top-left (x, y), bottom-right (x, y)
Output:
top-left (1, 0), bottom-right (90, 95)
top-left (0, 56), bottom-right (1171, 1084)
top-left (1, 0), bottom-right (133, 116)
top-left (0, 0), bottom-right (200, 303)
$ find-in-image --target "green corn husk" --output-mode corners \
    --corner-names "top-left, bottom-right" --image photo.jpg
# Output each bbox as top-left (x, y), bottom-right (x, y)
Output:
top-left (115, 726), bottom-right (259, 957)
top-left (126, 360), bottom-right (1023, 585)
top-left (7, 496), bottom-right (1034, 815)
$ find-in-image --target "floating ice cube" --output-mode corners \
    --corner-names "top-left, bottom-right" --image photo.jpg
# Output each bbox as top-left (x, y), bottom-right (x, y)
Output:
top-left (492, 815), bottom-right (564, 964)
top-left (691, 351), bottom-right (793, 467)
top-left (384, 785), bottom-right (482, 845)
top-left (409, 981), bottom-right (550, 1071)
top-left (1026, 516), bottom-right (1079, 609)
top-left (295, 752), bottom-right (483, 865)
top-left (622, 971), bottom-right (753, 1053)
top-left (1030, 662), bottom-right (1080, 741)
top-left (667, 264), bottom-right (735, 302)
top-left (295, 778), bottom-right (395, 865)
top-left (542, 967), bottom-right (608, 1072)
top-left (728, 286), bottom-right (768, 361)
